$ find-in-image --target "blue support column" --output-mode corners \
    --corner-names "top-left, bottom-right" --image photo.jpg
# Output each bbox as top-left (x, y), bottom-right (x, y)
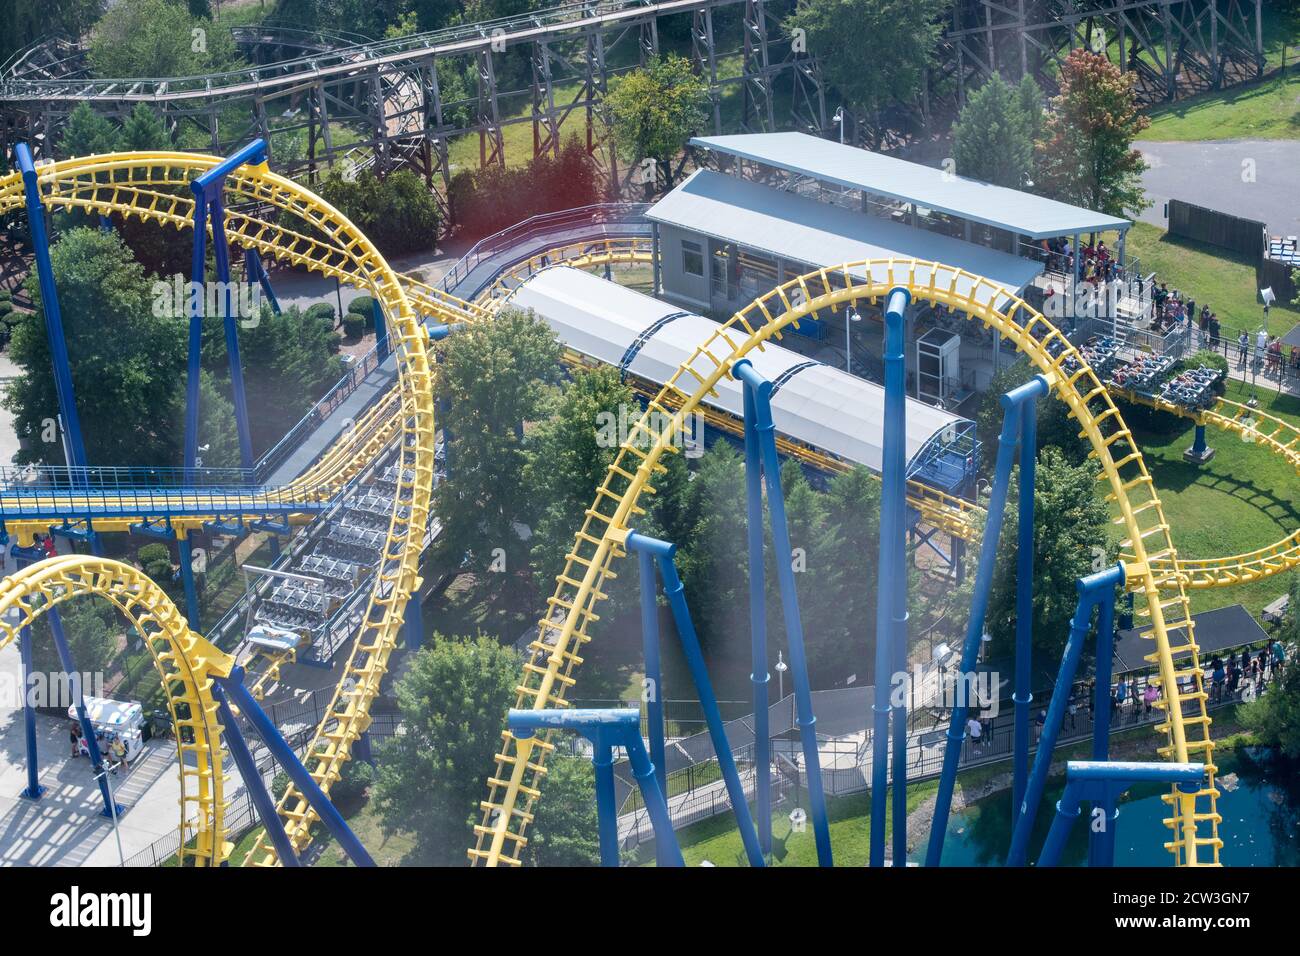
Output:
top-left (19, 621), bottom-right (44, 799)
top-left (373, 299), bottom-right (389, 362)
top-left (509, 708), bottom-right (684, 867)
top-left (49, 606), bottom-right (122, 818)
top-left (15, 143), bottom-right (88, 471)
top-left (1007, 564), bottom-right (1125, 866)
top-left (1012, 376), bottom-right (1050, 821)
top-left (625, 531), bottom-right (765, 867)
top-left (209, 679), bottom-right (300, 866)
top-left (1038, 761), bottom-right (1204, 867)
top-left (741, 383), bottom-right (771, 857)
top-left (1088, 595), bottom-right (1120, 867)
top-left (636, 547), bottom-right (667, 804)
top-left (925, 389), bottom-right (1024, 866)
top-left (184, 199), bottom-right (208, 475)
top-left (243, 248), bottom-right (281, 315)
top-left (732, 359), bottom-right (833, 867)
top-left (879, 288), bottom-right (911, 867)
top-left (209, 196), bottom-right (254, 469)
top-left (217, 667), bottom-right (375, 866)
top-left (177, 532), bottom-right (201, 630)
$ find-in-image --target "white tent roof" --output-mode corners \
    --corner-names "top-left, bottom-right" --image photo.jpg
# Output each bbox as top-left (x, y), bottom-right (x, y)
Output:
top-left (504, 266), bottom-right (967, 473)
top-left (691, 132), bottom-right (1131, 239)
top-left (647, 170), bottom-right (1044, 309)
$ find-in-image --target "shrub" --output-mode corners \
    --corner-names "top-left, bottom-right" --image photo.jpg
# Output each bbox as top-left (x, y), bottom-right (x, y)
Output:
top-left (342, 313), bottom-right (365, 339)
top-left (318, 169), bottom-right (439, 257)
top-left (347, 295), bottom-right (376, 318)
top-left (138, 542), bottom-right (172, 580)
top-left (332, 758), bottom-right (376, 803)
top-left (305, 302), bottom-right (336, 326)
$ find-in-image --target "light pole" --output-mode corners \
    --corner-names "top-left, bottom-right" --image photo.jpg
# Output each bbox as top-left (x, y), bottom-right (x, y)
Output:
top-left (774, 650), bottom-right (788, 701)
top-left (832, 107), bottom-right (845, 144)
top-left (845, 307), bottom-right (861, 375)
top-left (94, 762), bottom-right (126, 867)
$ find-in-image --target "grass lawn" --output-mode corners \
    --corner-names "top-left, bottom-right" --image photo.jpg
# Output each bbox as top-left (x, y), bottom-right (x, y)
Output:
top-left (1123, 222), bottom-right (1300, 343)
top-left (1121, 377), bottom-right (1300, 617)
top-left (1137, 6), bottom-right (1300, 142)
top-left (313, 798), bottom-right (416, 866)
top-left (1140, 71), bottom-right (1300, 142)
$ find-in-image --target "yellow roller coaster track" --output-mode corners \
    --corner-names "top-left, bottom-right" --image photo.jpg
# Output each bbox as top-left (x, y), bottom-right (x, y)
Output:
top-left (471, 260), bottom-right (1222, 867)
top-left (0, 150), bottom-right (436, 866)
top-left (0, 556), bottom-right (234, 863)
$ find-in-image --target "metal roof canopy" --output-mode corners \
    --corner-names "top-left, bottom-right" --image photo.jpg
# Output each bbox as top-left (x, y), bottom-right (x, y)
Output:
top-left (691, 132), bottom-right (1131, 240)
top-left (648, 170), bottom-right (1045, 309)
top-left (503, 265), bottom-right (971, 474)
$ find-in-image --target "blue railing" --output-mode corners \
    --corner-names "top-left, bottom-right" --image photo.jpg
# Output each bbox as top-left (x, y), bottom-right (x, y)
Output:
top-left (440, 203), bottom-right (651, 295)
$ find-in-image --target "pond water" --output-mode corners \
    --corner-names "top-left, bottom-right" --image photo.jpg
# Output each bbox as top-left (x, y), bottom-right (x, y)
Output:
top-left (940, 748), bottom-right (1300, 866)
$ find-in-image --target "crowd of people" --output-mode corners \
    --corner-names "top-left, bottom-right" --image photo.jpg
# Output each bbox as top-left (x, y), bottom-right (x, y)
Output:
top-left (68, 721), bottom-right (132, 774)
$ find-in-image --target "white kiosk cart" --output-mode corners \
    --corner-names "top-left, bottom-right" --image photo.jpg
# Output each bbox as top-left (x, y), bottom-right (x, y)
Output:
top-left (68, 696), bottom-right (146, 762)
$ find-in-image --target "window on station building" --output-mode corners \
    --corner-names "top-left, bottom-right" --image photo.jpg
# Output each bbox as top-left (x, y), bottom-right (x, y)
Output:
top-left (681, 239), bottom-right (704, 277)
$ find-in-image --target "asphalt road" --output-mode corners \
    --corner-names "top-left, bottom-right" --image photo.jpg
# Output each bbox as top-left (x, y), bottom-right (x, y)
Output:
top-left (1139, 139), bottom-right (1300, 237)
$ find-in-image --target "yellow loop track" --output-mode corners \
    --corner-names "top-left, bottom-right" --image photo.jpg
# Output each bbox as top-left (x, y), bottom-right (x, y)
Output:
top-left (0, 151), bottom-right (436, 865)
top-left (471, 261), bottom-right (1221, 867)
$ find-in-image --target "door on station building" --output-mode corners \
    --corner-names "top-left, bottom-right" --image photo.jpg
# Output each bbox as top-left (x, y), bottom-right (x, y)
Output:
top-left (710, 241), bottom-right (734, 301)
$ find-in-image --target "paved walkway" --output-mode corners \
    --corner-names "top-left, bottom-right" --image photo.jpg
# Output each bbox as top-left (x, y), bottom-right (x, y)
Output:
top-left (1138, 139), bottom-right (1300, 237)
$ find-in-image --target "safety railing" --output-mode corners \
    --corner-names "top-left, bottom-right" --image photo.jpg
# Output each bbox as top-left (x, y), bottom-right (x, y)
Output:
top-left (0, 463), bottom-right (254, 491)
top-left (440, 202), bottom-right (651, 294)
top-left (252, 340), bottom-right (388, 483)
top-left (0, 0), bottom-right (659, 98)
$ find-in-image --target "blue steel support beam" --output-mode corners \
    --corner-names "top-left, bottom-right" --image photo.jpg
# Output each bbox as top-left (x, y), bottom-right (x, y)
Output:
top-left (216, 667), bottom-right (375, 867)
top-left (243, 248), bottom-right (281, 315)
top-left (1012, 375), bottom-right (1051, 822)
top-left (1038, 761), bottom-right (1204, 867)
top-left (880, 287), bottom-right (912, 867)
top-left (925, 386), bottom-right (1025, 867)
top-left (625, 531), bottom-right (765, 867)
top-left (184, 200), bottom-right (208, 474)
top-left (15, 143), bottom-right (88, 472)
top-left (509, 708), bottom-right (685, 867)
top-left (208, 195), bottom-right (255, 469)
top-left (49, 606), bottom-right (122, 818)
top-left (635, 546), bottom-right (667, 806)
top-left (373, 300), bottom-right (389, 362)
top-left (209, 679), bottom-right (299, 866)
top-left (1007, 563), bottom-right (1125, 866)
top-left (19, 623), bottom-right (43, 799)
top-left (1088, 595), bottom-right (1120, 867)
top-left (741, 383), bottom-right (772, 857)
top-left (731, 359), bottom-right (833, 867)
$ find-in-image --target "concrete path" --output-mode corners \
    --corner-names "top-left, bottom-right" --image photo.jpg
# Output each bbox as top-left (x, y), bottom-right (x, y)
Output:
top-left (1138, 139), bottom-right (1300, 237)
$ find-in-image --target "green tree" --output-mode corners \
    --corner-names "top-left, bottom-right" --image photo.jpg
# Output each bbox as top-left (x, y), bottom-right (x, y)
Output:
top-left (1, 1), bottom-right (105, 64)
top-left (816, 464), bottom-right (882, 684)
top-left (432, 308), bottom-right (562, 570)
top-left (120, 103), bottom-right (171, 151)
top-left (372, 634), bottom-right (518, 865)
top-left (59, 102), bottom-right (120, 158)
top-left (525, 367), bottom-right (635, 593)
top-left (523, 751), bottom-right (599, 866)
top-left (602, 55), bottom-right (708, 187)
top-left (674, 442), bottom-right (749, 658)
top-left (87, 0), bottom-right (243, 78)
top-left (30, 596), bottom-right (119, 680)
top-left (1016, 74), bottom-right (1045, 150)
top-left (1036, 50), bottom-right (1151, 220)
top-left (952, 73), bottom-right (1035, 189)
top-left (788, 0), bottom-right (945, 137)
top-left (4, 227), bottom-right (186, 466)
top-left (1241, 611), bottom-right (1300, 760)
top-left (982, 448), bottom-right (1114, 663)
top-left (318, 168), bottom-right (440, 256)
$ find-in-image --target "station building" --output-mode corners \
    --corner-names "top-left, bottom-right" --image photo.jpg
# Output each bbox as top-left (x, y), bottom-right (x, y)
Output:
top-left (646, 132), bottom-right (1131, 411)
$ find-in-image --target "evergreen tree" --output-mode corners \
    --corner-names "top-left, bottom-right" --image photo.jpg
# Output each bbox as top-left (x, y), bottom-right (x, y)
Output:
top-left (952, 73), bottom-right (1035, 189)
top-left (58, 102), bottom-right (120, 158)
top-left (120, 103), bottom-right (171, 151)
